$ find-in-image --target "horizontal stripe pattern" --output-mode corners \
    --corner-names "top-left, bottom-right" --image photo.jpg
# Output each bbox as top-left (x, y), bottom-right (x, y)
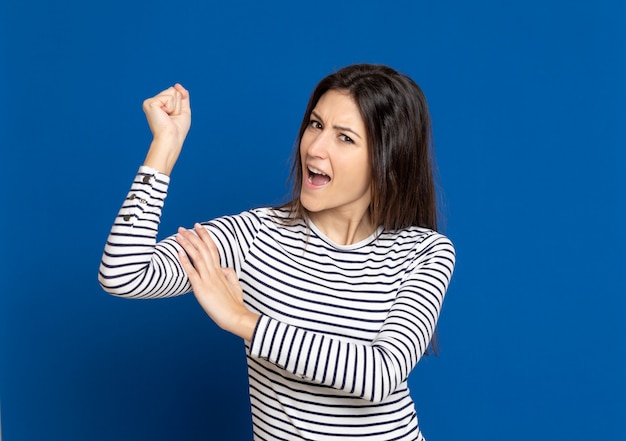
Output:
top-left (99, 166), bottom-right (455, 440)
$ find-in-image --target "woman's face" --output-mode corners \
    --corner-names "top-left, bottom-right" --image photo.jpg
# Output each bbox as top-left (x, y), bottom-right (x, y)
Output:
top-left (299, 89), bottom-right (371, 223)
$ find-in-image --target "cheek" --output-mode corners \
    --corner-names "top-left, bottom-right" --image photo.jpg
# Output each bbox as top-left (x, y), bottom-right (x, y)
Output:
top-left (298, 142), bottom-right (306, 166)
top-left (356, 155), bottom-right (372, 183)
top-left (343, 158), bottom-right (370, 186)
top-left (299, 130), bottom-right (313, 152)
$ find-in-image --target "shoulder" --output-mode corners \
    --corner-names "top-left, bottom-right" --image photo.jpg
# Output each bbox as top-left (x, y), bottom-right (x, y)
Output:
top-left (381, 226), bottom-right (453, 248)
top-left (206, 207), bottom-right (299, 235)
top-left (379, 227), bottom-right (455, 264)
top-left (246, 207), bottom-right (301, 229)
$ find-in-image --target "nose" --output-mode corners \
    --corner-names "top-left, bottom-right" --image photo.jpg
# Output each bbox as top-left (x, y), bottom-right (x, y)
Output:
top-left (305, 129), bottom-right (330, 158)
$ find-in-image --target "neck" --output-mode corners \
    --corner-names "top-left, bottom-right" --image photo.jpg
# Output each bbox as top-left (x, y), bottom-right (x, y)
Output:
top-left (307, 209), bottom-right (376, 246)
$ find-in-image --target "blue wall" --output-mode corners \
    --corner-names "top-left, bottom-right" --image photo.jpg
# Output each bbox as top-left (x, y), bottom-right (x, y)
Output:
top-left (1, 1), bottom-right (624, 440)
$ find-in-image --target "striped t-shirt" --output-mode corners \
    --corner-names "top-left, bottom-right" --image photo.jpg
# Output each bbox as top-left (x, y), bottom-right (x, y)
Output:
top-left (98, 166), bottom-right (456, 440)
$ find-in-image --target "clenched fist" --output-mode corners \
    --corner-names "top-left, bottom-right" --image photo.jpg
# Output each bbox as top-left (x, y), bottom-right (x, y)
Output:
top-left (142, 83), bottom-right (191, 175)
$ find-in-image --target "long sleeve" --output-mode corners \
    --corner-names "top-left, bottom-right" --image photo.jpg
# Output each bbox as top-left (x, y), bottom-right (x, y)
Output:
top-left (248, 233), bottom-right (455, 403)
top-left (98, 166), bottom-right (192, 298)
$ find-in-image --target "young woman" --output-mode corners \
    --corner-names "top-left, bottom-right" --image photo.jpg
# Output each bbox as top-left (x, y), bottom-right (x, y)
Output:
top-left (99, 64), bottom-right (455, 440)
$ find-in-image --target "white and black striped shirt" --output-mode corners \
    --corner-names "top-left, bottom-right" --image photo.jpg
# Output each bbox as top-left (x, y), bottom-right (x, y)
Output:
top-left (98, 167), bottom-right (456, 440)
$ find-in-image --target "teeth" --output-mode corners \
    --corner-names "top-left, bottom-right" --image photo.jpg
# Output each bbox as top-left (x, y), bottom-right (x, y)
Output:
top-left (308, 166), bottom-right (327, 176)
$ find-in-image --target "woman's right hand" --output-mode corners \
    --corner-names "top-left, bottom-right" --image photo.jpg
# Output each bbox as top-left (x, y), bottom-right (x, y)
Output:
top-left (142, 83), bottom-right (191, 175)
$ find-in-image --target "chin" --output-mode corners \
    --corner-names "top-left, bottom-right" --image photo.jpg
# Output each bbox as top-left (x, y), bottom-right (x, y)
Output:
top-left (299, 194), bottom-right (323, 214)
top-left (299, 198), bottom-right (317, 213)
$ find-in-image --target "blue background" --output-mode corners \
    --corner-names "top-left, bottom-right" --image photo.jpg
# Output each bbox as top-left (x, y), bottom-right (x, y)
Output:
top-left (1, 1), bottom-right (624, 440)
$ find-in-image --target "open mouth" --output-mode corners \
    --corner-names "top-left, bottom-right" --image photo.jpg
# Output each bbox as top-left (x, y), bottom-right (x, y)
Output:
top-left (307, 166), bottom-right (331, 186)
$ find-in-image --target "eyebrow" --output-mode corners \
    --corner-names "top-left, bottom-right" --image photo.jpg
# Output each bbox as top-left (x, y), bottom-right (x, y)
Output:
top-left (311, 110), bottom-right (363, 140)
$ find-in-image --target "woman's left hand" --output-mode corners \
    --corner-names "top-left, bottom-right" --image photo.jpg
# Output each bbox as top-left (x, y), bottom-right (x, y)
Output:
top-left (176, 223), bottom-right (259, 341)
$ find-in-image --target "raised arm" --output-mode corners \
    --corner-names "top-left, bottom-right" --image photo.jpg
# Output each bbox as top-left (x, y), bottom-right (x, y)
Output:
top-left (98, 85), bottom-right (192, 298)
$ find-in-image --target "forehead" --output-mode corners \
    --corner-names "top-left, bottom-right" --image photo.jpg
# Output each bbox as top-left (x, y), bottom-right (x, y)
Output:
top-left (312, 89), bottom-right (367, 131)
top-left (313, 90), bottom-right (363, 124)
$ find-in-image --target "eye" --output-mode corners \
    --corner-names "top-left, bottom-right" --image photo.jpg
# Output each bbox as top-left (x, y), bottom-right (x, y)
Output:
top-left (339, 134), bottom-right (354, 144)
top-left (308, 119), bottom-right (322, 130)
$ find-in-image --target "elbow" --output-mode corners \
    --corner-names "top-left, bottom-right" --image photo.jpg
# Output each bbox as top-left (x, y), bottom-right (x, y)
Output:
top-left (98, 275), bottom-right (129, 297)
top-left (97, 265), bottom-right (136, 297)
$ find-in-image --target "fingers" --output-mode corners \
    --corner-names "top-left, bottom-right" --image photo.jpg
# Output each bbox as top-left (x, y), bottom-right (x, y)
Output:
top-left (174, 83), bottom-right (189, 101)
top-left (193, 223), bottom-right (221, 264)
top-left (160, 87), bottom-right (180, 115)
top-left (173, 89), bottom-right (181, 115)
top-left (173, 83), bottom-right (188, 96)
top-left (176, 223), bottom-right (248, 336)
top-left (143, 84), bottom-right (188, 117)
top-left (176, 223), bottom-right (220, 274)
top-left (174, 83), bottom-right (191, 115)
top-left (177, 245), bottom-right (200, 283)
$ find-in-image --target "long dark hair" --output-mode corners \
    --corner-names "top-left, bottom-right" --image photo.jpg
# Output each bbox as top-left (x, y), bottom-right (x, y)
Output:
top-left (286, 63), bottom-right (438, 232)
top-left (284, 64), bottom-right (442, 355)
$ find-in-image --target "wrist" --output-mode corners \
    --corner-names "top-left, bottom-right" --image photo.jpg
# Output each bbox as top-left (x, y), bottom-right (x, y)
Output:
top-left (143, 138), bottom-right (183, 175)
top-left (233, 310), bottom-right (260, 342)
